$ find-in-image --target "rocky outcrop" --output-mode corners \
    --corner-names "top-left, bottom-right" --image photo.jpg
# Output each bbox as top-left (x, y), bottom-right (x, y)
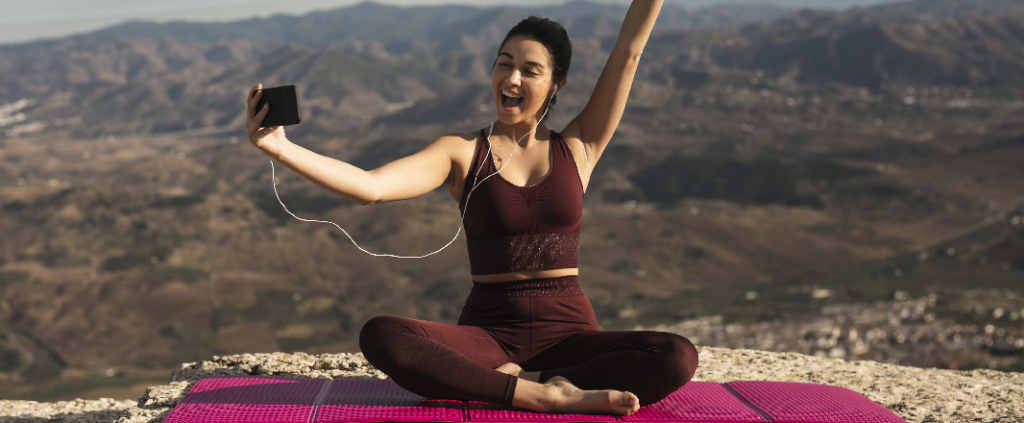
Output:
top-left (1, 348), bottom-right (1021, 423)
top-left (0, 398), bottom-right (134, 423)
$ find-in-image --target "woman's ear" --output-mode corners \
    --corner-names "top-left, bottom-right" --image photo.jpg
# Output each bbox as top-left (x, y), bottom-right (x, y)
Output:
top-left (555, 77), bottom-right (568, 94)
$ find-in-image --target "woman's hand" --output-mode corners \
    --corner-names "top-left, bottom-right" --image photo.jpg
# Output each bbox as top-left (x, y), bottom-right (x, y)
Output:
top-left (246, 83), bottom-right (288, 157)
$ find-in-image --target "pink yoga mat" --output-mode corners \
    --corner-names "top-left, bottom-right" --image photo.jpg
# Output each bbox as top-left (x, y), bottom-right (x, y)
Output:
top-left (317, 378), bottom-right (464, 423)
top-left (622, 381), bottom-right (768, 422)
top-left (163, 376), bottom-right (908, 423)
top-left (164, 376), bottom-right (327, 423)
top-left (726, 381), bottom-right (906, 423)
top-left (466, 401), bottom-right (618, 423)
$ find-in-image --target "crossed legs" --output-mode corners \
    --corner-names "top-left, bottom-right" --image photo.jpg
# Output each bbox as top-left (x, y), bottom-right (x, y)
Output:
top-left (528, 330), bottom-right (699, 406)
top-left (359, 316), bottom-right (698, 414)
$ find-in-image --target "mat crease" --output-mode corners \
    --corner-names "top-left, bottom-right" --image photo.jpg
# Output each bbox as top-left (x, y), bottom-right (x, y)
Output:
top-left (723, 383), bottom-right (775, 423)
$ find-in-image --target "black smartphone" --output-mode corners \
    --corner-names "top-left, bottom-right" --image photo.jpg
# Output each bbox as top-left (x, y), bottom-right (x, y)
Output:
top-left (253, 85), bottom-right (302, 127)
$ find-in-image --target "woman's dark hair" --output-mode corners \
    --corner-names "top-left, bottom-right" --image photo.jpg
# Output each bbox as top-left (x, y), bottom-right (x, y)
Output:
top-left (497, 16), bottom-right (572, 116)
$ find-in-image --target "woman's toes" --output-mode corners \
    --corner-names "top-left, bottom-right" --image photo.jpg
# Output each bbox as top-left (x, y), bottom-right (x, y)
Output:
top-left (537, 377), bottom-right (640, 416)
top-left (623, 392), bottom-right (640, 414)
top-left (611, 391), bottom-right (638, 412)
top-left (616, 392), bottom-right (633, 406)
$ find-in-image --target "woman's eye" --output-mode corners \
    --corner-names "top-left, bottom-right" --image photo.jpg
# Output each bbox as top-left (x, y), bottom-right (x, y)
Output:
top-left (499, 63), bottom-right (512, 68)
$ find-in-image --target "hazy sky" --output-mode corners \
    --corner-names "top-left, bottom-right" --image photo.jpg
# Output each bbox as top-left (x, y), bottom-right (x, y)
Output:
top-left (1, 0), bottom-right (898, 46)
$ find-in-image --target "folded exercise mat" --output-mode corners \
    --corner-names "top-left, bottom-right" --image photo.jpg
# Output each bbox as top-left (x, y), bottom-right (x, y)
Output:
top-left (165, 376), bottom-right (907, 423)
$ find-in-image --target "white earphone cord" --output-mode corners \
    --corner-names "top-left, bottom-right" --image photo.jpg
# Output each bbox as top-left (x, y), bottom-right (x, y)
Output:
top-left (269, 91), bottom-right (555, 259)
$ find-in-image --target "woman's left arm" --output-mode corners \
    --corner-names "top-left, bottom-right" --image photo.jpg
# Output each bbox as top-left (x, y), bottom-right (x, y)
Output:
top-left (562, 0), bottom-right (662, 173)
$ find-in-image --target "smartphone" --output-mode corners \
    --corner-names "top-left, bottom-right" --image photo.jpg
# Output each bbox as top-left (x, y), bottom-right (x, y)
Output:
top-left (252, 85), bottom-right (302, 127)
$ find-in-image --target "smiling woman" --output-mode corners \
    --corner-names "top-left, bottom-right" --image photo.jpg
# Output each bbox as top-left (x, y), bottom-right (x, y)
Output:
top-left (245, 0), bottom-right (697, 416)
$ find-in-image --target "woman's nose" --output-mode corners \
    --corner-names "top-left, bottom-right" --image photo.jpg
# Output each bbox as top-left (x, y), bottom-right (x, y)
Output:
top-left (506, 70), bottom-right (521, 85)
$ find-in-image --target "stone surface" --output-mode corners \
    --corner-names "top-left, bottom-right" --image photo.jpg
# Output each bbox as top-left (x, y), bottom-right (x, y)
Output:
top-left (0, 398), bottom-right (134, 423)
top-left (167, 352), bottom-right (386, 384)
top-left (2, 348), bottom-right (1021, 423)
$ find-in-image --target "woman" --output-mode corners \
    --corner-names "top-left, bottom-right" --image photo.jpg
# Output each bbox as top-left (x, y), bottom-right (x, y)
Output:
top-left (245, 0), bottom-right (696, 416)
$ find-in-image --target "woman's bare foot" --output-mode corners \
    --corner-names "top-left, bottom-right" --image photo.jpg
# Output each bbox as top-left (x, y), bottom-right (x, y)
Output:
top-left (512, 375), bottom-right (640, 416)
top-left (494, 362), bottom-right (541, 382)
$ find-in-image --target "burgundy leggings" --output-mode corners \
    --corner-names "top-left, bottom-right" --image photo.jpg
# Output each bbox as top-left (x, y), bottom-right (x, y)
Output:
top-left (359, 276), bottom-right (698, 407)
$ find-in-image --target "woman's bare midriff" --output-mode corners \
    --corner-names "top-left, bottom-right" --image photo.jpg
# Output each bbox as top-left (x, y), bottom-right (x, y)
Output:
top-left (472, 268), bottom-right (579, 283)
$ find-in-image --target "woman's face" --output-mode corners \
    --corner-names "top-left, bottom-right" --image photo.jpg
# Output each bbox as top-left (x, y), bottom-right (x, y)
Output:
top-left (492, 36), bottom-right (558, 126)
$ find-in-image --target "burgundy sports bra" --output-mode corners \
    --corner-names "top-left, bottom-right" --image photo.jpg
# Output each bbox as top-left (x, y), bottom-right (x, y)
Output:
top-left (459, 129), bottom-right (584, 275)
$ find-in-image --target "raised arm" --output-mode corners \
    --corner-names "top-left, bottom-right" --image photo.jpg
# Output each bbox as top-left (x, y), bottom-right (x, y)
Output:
top-left (246, 85), bottom-right (463, 206)
top-left (562, 0), bottom-right (662, 169)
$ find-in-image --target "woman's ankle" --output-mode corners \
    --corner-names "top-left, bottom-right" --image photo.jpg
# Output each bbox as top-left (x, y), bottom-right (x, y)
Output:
top-left (511, 379), bottom-right (560, 412)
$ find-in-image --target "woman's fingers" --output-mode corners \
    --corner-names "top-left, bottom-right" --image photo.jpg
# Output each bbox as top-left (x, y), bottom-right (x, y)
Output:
top-left (248, 83), bottom-right (261, 100)
top-left (245, 83), bottom-right (284, 151)
top-left (246, 83), bottom-right (263, 121)
top-left (247, 104), bottom-right (271, 145)
top-left (248, 103), bottom-right (270, 132)
top-left (255, 126), bottom-right (278, 140)
top-left (249, 126), bottom-right (281, 149)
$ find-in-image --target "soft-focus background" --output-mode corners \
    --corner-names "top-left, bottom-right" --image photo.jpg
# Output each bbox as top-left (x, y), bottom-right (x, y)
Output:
top-left (1, 0), bottom-right (1023, 401)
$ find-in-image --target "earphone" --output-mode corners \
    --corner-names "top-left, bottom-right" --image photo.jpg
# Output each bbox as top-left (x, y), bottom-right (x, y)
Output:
top-left (268, 86), bottom-right (559, 258)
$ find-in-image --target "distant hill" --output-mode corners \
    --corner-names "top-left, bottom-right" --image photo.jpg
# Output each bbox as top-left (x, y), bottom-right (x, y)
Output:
top-left (871, 0), bottom-right (1024, 19)
top-left (81, 1), bottom-right (787, 52)
top-left (4, 0), bottom-right (1024, 115)
top-left (3, 0), bottom-right (1024, 139)
top-left (0, 37), bottom-right (271, 107)
top-left (691, 12), bottom-right (1024, 87)
top-left (69, 44), bottom-right (464, 137)
top-left (0, 0), bottom-right (788, 121)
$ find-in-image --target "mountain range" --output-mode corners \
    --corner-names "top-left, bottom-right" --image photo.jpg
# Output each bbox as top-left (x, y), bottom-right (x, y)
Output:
top-left (3, 0), bottom-right (1024, 140)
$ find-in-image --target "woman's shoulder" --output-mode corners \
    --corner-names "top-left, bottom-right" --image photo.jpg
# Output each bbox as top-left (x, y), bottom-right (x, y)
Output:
top-left (421, 130), bottom-right (482, 155)
top-left (426, 129), bottom-right (486, 168)
top-left (437, 129), bottom-right (488, 192)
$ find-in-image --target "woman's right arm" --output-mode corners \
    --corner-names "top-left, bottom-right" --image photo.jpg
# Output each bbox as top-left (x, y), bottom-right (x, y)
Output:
top-left (246, 84), bottom-right (460, 206)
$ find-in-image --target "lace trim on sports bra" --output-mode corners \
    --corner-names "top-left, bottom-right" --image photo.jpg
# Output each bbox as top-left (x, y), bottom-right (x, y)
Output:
top-left (466, 233), bottom-right (579, 275)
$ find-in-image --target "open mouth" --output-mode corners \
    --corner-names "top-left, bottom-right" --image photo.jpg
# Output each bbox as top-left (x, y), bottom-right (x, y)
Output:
top-left (501, 90), bottom-right (524, 109)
